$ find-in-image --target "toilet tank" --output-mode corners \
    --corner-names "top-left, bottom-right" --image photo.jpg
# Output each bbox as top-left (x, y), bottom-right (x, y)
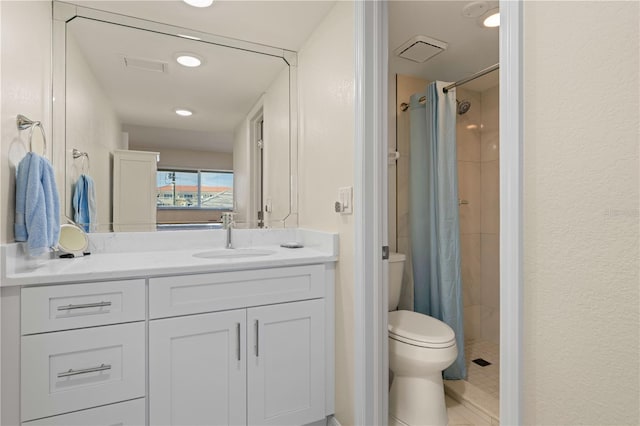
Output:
top-left (388, 252), bottom-right (406, 311)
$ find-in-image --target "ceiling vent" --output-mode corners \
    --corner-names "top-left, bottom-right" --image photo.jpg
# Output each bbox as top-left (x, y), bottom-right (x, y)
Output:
top-left (394, 35), bottom-right (448, 63)
top-left (123, 56), bottom-right (168, 73)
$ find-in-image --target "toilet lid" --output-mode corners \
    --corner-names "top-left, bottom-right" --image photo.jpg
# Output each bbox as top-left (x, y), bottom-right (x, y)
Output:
top-left (388, 310), bottom-right (456, 348)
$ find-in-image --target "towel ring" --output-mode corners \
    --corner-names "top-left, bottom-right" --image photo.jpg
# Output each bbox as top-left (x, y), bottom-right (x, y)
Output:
top-left (17, 115), bottom-right (47, 156)
top-left (72, 149), bottom-right (90, 174)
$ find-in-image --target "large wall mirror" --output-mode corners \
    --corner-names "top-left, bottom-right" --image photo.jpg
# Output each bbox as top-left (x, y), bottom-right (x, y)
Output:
top-left (53, 2), bottom-right (297, 232)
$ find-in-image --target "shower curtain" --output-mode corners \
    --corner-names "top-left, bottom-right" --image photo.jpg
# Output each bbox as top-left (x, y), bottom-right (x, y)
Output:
top-left (409, 81), bottom-right (466, 380)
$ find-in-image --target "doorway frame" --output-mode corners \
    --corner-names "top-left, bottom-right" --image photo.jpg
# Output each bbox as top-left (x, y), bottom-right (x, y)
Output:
top-left (353, 0), bottom-right (523, 424)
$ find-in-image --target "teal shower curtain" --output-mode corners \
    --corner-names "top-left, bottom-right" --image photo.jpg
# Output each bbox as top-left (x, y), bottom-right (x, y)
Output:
top-left (409, 81), bottom-right (466, 380)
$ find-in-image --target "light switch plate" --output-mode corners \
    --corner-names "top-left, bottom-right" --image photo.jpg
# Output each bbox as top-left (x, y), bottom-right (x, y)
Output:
top-left (338, 187), bottom-right (353, 215)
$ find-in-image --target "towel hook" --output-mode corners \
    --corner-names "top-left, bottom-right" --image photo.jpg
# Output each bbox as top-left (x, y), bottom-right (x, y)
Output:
top-left (16, 115), bottom-right (47, 156)
top-left (72, 149), bottom-right (90, 174)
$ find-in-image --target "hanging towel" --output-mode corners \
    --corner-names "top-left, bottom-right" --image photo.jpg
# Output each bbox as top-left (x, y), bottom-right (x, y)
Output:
top-left (72, 174), bottom-right (97, 232)
top-left (14, 152), bottom-right (61, 256)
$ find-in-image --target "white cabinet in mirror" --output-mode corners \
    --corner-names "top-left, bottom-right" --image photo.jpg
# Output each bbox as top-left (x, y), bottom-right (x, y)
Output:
top-left (53, 2), bottom-right (298, 232)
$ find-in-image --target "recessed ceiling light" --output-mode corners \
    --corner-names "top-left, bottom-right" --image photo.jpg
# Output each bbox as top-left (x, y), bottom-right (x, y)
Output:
top-left (182, 0), bottom-right (213, 7)
top-left (175, 108), bottom-right (193, 117)
top-left (481, 8), bottom-right (500, 27)
top-left (176, 54), bottom-right (202, 68)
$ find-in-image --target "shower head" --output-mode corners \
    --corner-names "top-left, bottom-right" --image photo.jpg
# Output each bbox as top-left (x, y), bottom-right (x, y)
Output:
top-left (457, 99), bottom-right (471, 115)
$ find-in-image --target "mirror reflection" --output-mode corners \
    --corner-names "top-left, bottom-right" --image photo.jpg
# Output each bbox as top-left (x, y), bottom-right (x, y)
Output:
top-left (62, 13), bottom-right (294, 232)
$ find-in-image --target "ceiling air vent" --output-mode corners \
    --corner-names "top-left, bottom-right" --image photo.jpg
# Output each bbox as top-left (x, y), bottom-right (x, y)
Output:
top-left (394, 35), bottom-right (448, 63)
top-left (123, 56), bottom-right (168, 73)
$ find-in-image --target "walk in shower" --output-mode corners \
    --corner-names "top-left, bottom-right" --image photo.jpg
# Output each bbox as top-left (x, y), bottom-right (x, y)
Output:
top-left (393, 66), bottom-right (500, 423)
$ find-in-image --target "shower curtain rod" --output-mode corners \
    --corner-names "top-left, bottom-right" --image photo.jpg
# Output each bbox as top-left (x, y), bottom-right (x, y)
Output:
top-left (399, 63), bottom-right (499, 111)
top-left (443, 63), bottom-right (499, 93)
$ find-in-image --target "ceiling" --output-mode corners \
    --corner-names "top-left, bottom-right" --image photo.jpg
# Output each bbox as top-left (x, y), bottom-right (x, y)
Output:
top-left (64, 1), bottom-right (499, 153)
top-left (389, 1), bottom-right (499, 92)
top-left (68, 16), bottom-right (290, 153)
top-left (71, 1), bottom-right (336, 52)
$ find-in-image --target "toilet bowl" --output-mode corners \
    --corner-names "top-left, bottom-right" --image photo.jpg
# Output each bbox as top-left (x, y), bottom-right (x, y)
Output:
top-left (388, 253), bottom-right (458, 426)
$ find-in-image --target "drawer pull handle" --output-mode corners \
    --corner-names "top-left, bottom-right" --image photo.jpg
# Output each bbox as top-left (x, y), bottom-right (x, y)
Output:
top-left (57, 301), bottom-right (112, 311)
top-left (57, 363), bottom-right (112, 378)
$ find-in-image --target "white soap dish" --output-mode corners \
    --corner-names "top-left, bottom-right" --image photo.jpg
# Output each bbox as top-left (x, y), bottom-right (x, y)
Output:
top-left (280, 242), bottom-right (304, 249)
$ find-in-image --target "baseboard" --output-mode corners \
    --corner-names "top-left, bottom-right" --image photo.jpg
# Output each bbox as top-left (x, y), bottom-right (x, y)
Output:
top-left (327, 415), bottom-right (342, 426)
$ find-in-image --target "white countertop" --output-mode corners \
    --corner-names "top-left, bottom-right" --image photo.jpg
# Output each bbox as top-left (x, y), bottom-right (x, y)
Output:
top-left (1, 228), bottom-right (338, 287)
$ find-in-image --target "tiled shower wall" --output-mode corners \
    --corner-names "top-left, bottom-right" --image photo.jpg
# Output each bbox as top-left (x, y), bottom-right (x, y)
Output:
top-left (393, 75), bottom-right (499, 344)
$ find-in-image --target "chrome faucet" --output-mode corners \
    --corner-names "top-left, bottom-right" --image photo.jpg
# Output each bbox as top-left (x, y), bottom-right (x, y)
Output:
top-left (222, 212), bottom-right (234, 249)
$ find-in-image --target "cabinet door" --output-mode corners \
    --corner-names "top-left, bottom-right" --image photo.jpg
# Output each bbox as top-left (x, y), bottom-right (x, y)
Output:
top-left (248, 299), bottom-right (325, 426)
top-left (149, 310), bottom-right (246, 426)
top-left (113, 150), bottom-right (158, 232)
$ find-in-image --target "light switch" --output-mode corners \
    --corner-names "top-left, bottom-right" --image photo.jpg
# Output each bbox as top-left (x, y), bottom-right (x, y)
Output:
top-left (338, 187), bottom-right (353, 215)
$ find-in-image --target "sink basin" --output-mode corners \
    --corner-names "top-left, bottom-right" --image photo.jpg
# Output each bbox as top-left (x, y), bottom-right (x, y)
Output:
top-left (193, 248), bottom-right (276, 259)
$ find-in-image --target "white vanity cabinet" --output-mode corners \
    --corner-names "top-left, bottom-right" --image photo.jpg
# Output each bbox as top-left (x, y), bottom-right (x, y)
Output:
top-left (2, 258), bottom-right (335, 426)
top-left (148, 266), bottom-right (328, 426)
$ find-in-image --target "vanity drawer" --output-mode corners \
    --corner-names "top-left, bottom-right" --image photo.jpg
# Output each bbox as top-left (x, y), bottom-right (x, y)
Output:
top-left (21, 322), bottom-right (145, 422)
top-left (21, 279), bottom-right (145, 334)
top-left (22, 398), bottom-right (145, 425)
top-left (149, 265), bottom-right (325, 318)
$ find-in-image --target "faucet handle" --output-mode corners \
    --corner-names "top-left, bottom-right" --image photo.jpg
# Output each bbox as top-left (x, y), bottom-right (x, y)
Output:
top-left (222, 212), bottom-right (235, 228)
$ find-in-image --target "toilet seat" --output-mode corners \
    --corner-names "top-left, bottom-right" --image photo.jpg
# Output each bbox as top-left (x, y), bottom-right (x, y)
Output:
top-left (388, 310), bottom-right (456, 349)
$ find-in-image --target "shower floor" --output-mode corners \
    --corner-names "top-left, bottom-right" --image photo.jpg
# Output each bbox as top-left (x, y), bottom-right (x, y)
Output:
top-left (444, 339), bottom-right (500, 424)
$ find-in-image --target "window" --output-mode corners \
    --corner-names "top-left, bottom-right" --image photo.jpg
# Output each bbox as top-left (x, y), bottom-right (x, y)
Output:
top-left (157, 170), bottom-right (233, 210)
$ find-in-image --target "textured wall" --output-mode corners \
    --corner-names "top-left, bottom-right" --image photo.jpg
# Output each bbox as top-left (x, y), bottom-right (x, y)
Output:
top-left (297, 2), bottom-right (355, 424)
top-left (523, 2), bottom-right (639, 424)
top-left (0, 1), bottom-right (52, 243)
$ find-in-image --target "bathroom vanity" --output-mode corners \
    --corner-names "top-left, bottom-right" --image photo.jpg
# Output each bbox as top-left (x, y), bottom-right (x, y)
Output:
top-left (1, 229), bottom-right (337, 426)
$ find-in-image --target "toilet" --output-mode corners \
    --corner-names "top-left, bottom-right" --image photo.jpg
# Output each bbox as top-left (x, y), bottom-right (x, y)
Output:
top-left (388, 252), bottom-right (458, 426)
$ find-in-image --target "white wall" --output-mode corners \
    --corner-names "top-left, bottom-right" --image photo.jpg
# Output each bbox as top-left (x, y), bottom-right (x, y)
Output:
top-left (232, 65), bottom-right (291, 228)
top-left (129, 145), bottom-right (232, 171)
top-left (522, 2), bottom-right (639, 424)
top-left (66, 33), bottom-right (124, 232)
top-left (233, 108), bottom-right (252, 224)
top-left (263, 67), bottom-right (291, 225)
top-left (0, 1), bottom-right (52, 243)
top-left (297, 2), bottom-right (355, 424)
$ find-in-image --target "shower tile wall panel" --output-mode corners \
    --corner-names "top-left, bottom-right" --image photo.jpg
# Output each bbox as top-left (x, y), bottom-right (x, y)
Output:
top-left (480, 85), bottom-right (499, 162)
top-left (458, 162), bottom-right (481, 234)
top-left (456, 88), bottom-right (483, 342)
top-left (480, 85), bottom-right (500, 345)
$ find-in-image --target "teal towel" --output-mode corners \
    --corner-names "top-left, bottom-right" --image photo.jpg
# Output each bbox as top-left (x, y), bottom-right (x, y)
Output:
top-left (14, 152), bottom-right (61, 256)
top-left (73, 174), bottom-right (95, 232)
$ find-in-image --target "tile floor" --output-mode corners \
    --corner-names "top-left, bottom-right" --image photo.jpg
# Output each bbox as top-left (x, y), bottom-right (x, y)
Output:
top-left (465, 340), bottom-right (500, 400)
top-left (444, 339), bottom-right (500, 424)
top-left (446, 395), bottom-right (496, 426)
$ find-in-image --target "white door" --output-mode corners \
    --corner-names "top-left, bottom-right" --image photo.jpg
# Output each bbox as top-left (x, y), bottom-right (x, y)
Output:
top-left (247, 299), bottom-right (325, 426)
top-left (149, 309), bottom-right (246, 426)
